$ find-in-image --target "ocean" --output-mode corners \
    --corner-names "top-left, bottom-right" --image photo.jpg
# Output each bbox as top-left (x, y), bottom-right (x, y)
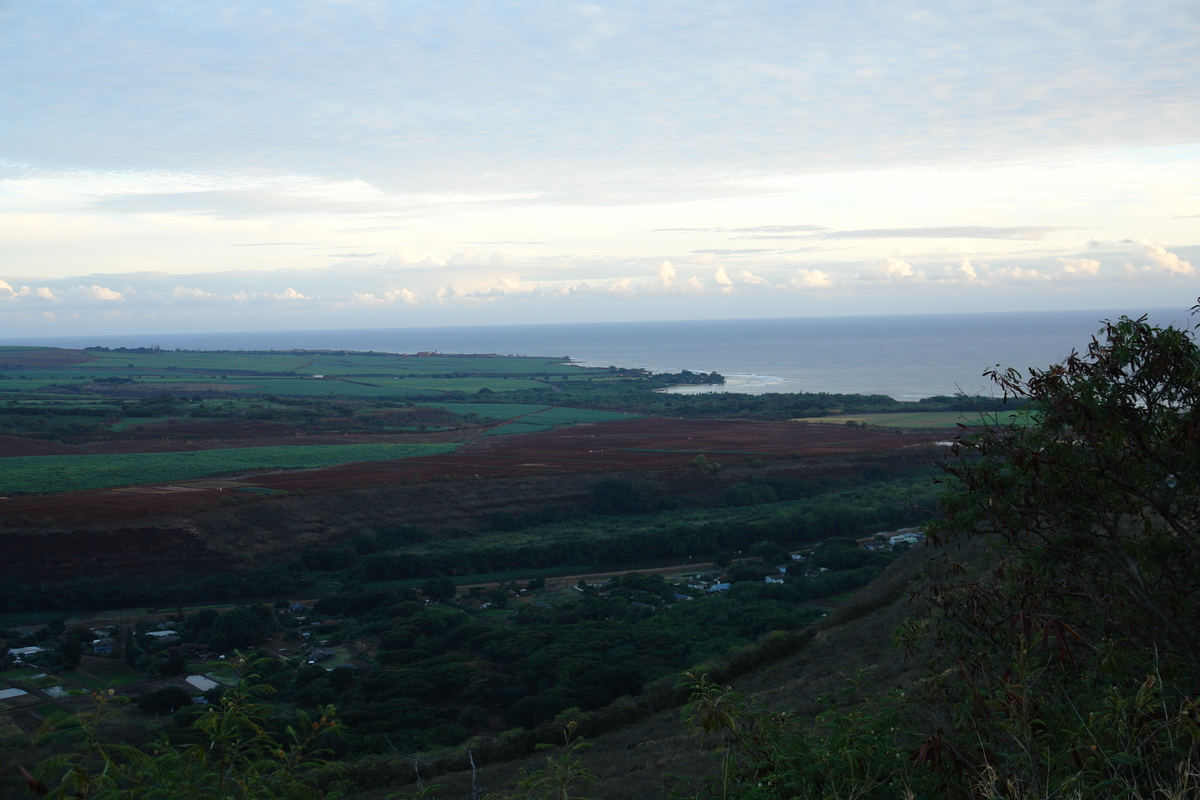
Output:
top-left (10, 307), bottom-right (1190, 400)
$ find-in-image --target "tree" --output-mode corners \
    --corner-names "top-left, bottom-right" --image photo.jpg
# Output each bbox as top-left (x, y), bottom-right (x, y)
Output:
top-left (909, 308), bottom-right (1200, 797)
top-left (35, 663), bottom-right (342, 799)
top-left (421, 575), bottom-right (457, 601)
top-left (929, 309), bottom-right (1200, 668)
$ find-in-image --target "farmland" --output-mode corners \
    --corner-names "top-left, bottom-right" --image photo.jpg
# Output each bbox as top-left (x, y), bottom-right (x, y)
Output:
top-left (0, 442), bottom-right (457, 494)
top-left (791, 409), bottom-right (1034, 428)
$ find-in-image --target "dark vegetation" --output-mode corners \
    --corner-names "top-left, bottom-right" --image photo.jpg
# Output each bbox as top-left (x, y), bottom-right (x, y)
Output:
top-left (0, 468), bottom-right (936, 614)
top-left (22, 321), bottom-right (1181, 798)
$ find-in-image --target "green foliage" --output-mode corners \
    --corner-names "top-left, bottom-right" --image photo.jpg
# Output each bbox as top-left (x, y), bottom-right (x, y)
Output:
top-left (32, 663), bottom-right (343, 799)
top-left (485, 722), bottom-right (597, 800)
top-left (1, 442), bottom-right (456, 494)
top-left (676, 673), bottom-right (922, 800)
top-left (904, 309), bottom-right (1200, 797)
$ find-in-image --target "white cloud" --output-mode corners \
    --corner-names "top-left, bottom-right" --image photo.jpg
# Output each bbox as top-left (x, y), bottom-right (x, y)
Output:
top-left (173, 285), bottom-right (214, 299)
top-left (77, 285), bottom-right (124, 301)
top-left (0, 279), bottom-right (16, 300)
top-left (957, 259), bottom-right (978, 281)
top-left (992, 267), bottom-right (1050, 282)
top-left (1059, 257), bottom-right (1101, 276)
top-left (735, 270), bottom-right (769, 286)
top-left (1140, 241), bottom-right (1194, 276)
top-left (789, 268), bottom-right (832, 289)
top-left (277, 287), bottom-right (308, 300)
top-left (606, 277), bottom-right (634, 295)
top-left (658, 260), bottom-right (676, 290)
top-left (883, 257), bottom-right (916, 279)
top-left (856, 257), bottom-right (925, 283)
top-left (448, 249), bottom-right (483, 266)
top-left (393, 247), bottom-right (446, 268)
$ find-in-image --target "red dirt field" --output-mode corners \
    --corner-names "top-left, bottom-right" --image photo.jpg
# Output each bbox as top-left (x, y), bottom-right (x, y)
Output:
top-left (0, 435), bottom-right (86, 457)
top-left (0, 419), bottom-right (948, 526)
top-left (0, 347), bottom-right (95, 368)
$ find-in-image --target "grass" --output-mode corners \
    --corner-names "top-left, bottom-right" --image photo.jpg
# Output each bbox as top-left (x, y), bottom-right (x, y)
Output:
top-left (31, 704), bottom-right (80, 728)
top-left (792, 409), bottom-right (1034, 428)
top-left (72, 660), bottom-right (143, 686)
top-left (0, 441), bottom-right (458, 494)
top-left (364, 564), bottom-right (594, 593)
top-left (417, 402), bottom-right (551, 419)
top-left (481, 406), bottom-right (638, 435)
top-left (61, 672), bottom-right (110, 691)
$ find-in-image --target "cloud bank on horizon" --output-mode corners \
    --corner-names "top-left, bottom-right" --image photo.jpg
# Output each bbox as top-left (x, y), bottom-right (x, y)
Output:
top-left (1, 0), bottom-right (1198, 335)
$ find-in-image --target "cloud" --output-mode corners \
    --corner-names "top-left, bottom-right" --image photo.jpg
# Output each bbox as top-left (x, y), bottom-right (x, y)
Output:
top-left (1058, 257), bottom-right (1101, 276)
top-left (172, 285), bottom-right (214, 299)
top-left (353, 288), bottom-right (419, 307)
top-left (659, 224), bottom-right (827, 234)
top-left (658, 260), bottom-right (676, 290)
top-left (714, 266), bottom-right (733, 293)
top-left (448, 248), bottom-right (483, 266)
top-left (789, 268), bottom-right (832, 289)
top-left (823, 226), bottom-right (1063, 241)
top-left (671, 224), bottom-right (1064, 241)
top-left (392, 247), bottom-right (446, 268)
top-left (991, 267), bottom-right (1050, 282)
top-left (276, 287), bottom-right (308, 300)
top-left (1140, 241), bottom-right (1194, 275)
top-left (956, 259), bottom-right (978, 281)
top-left (77, 285), bottom-right (124, 301)
top-left (606, 277), bottom-right (634, 295)
top-left (736, 270), bottom-right (770, 286)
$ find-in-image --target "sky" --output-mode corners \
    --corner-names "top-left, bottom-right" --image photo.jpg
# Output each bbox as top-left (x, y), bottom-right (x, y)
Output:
top-left (1, 0), bottom-right (1198, 337)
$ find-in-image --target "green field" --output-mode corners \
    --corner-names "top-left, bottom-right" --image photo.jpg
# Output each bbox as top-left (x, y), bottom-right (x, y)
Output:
top-left (0, 442), bottom-right (457, 494)
top-left (482, 406), bottom-right (639, 435)
top-left (418, 402), bottom-right (551, 418)
top-left (792, 409), bottom-right (1034, 428)
top-left (33, 704), bottom-right (80, 728)
top-left (67, 660), bottom-right (144, 687)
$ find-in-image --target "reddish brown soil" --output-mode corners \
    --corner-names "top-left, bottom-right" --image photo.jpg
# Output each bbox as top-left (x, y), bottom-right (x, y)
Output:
top-left (79, 430), bottom-right (468, 455)
top-left (0, 419), bottom-right (945, 526)
top-left (0, 347), bottom-right (95, 368)
top-left (0, 435), bottom-right (86, 456)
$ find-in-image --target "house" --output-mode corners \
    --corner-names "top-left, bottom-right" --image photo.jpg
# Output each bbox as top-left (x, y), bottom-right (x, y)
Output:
top-left (764, 576), bottom-right (785, 584)
top-left (92, 638), bottom-right (116, 655)
top-left (185, 675), bottom-right (219, 692)
top-left (889, 532), bottom-right (925, 545)
top-left (706, 583), bottom-right (731, 594)
top-left (7, 646), bottom-right (44, 661)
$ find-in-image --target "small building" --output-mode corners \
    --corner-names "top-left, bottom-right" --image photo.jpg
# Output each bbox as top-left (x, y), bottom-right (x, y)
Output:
top-left (764, 576), bottom-right (785, 584)
top-left (7, 646), bottom-right (44, 661)
top-left (707, 583), bottom-right (731, 594)
top-left (185, 675), bottom-right (219, 692)
top-left (92, 638), bottom-right (116, 655)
